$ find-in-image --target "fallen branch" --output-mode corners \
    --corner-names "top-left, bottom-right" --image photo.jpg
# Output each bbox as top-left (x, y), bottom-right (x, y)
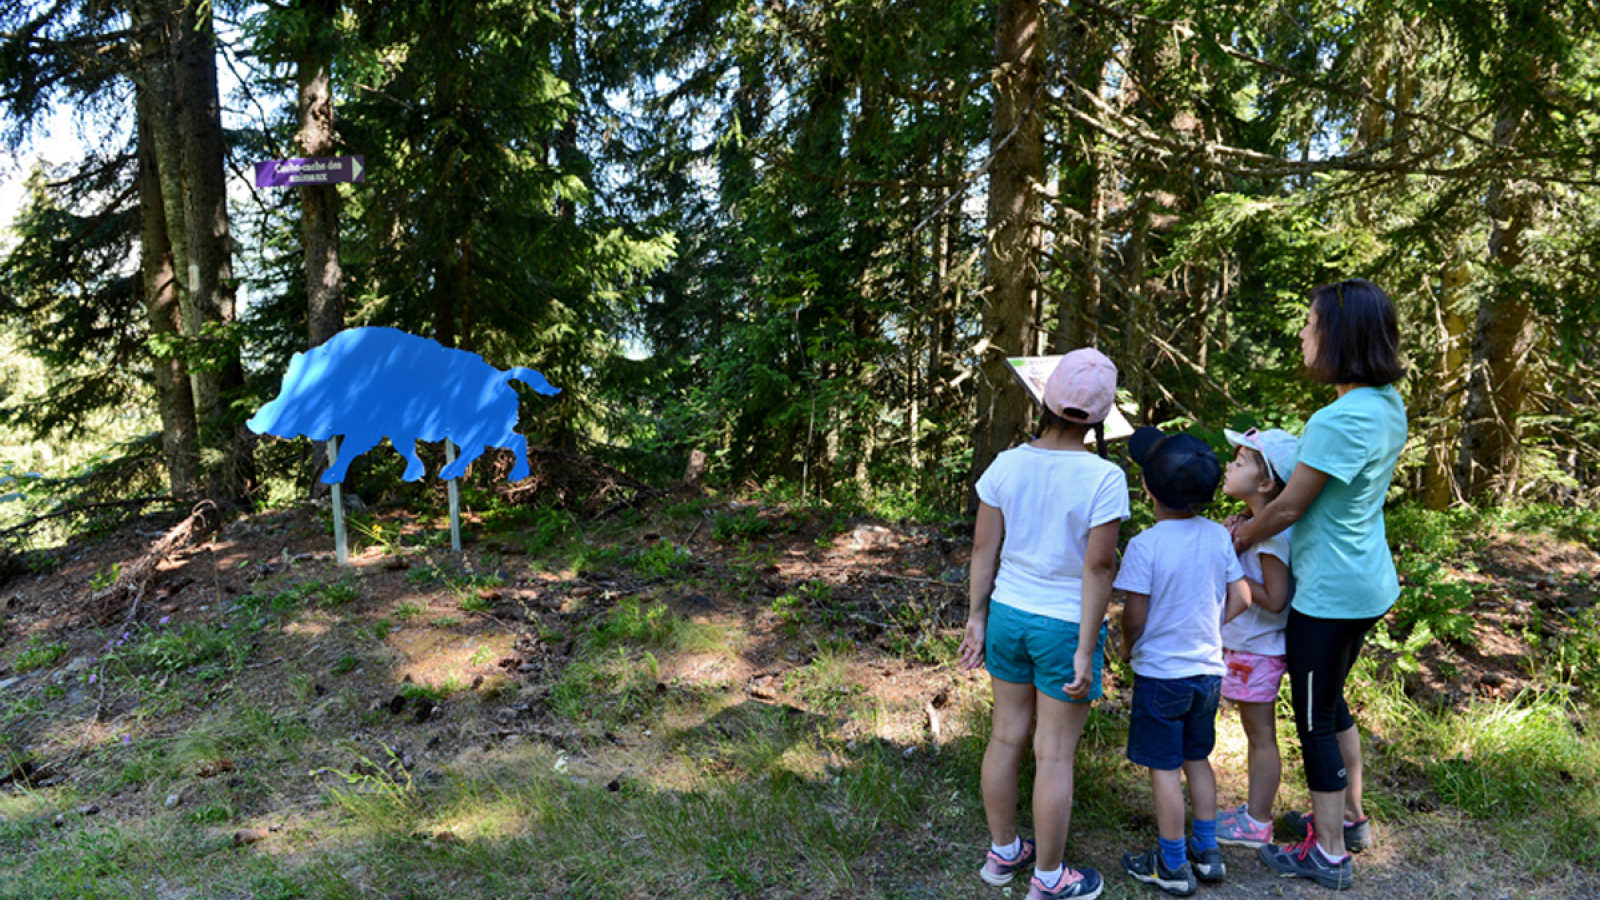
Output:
top-left (82, 501), bottom-right (222, 625)
top-left (0, 495), bottom-right (177, 541)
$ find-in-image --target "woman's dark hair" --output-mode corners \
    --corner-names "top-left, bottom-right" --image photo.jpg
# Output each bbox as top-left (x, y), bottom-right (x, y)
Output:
top-left (1306, 278), bottom-right (1406, 386)
top-left (1037, 407), bottom-right (1109, 458)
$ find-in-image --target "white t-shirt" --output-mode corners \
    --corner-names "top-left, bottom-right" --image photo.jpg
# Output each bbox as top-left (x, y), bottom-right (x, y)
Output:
top-left (975, 444), bottom-right (1130, 622)
top-left (1221, 528), bottom-right (1293, 657)
top-left (1114, 517), bottom-right (1246, 679)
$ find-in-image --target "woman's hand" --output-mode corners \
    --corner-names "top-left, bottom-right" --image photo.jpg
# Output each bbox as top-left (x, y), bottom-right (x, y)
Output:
top-left (958, 616), bottom-right (986, 670)
top-left (1222, 512), bottom-right (1251, 532)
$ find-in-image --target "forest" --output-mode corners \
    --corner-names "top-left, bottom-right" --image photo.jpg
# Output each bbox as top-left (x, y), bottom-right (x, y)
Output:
top-left (0, 2), bottom-right (1599, 899)
top-left (0, 0), bottom-right (1595, 515)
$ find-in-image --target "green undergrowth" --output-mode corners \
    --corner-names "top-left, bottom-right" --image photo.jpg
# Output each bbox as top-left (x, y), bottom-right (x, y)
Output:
top-left (1, 499), bottom-right (1598, 897)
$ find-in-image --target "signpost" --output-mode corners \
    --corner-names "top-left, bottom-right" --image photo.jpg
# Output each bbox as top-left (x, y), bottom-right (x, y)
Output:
top-left (254, 155), bottom-right (365, 188)
top-left (255, 154), bottom-right (366, 564)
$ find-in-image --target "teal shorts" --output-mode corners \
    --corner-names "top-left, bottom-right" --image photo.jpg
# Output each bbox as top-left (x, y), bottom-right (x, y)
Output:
top-left (984, 600), bottom-right (1107, 703)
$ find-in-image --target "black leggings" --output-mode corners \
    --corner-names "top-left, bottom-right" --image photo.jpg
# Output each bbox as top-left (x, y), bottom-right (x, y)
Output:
top-left (1285, 608), bottom-right (1382, 793)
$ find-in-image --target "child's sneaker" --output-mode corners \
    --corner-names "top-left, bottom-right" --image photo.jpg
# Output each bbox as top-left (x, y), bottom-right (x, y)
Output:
top-left (1026, 865), bottom-right (1104, 899)
top-left (1280, 810), bottom-right (1371, 853)
top-left (1216, 806), bottom-right (1272, 848)
top-left (979, 838), bottom-right (1036, 886)
top-left (1122, 848), bottom-right (1197, 897)
top-left (1258, 827), bottom-right (1354, 890)
top-left (1185, 836), bottom-right (1226, 883)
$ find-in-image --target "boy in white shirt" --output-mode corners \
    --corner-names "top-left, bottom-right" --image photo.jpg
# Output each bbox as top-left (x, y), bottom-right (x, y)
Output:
top-left (1115, 427), bottom-right (1250, 897)
top-left (1214, 428), bottom-right (1300, 848)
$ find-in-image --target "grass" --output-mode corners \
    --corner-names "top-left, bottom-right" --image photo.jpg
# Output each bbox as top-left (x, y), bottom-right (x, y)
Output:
top-left (2, 501), bottom-right (1599, 898)
top-left (12, 635), bottom-right (67, 672)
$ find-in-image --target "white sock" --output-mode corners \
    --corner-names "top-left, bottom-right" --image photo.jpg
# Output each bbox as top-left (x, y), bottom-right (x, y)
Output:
top-left (1246, 811), bottom-right (1270, 828)
top-left (1315, 841), bottom-right (1350, 863)
top-left (992, 837), bottom-right (1022, 860)
top-left (1035, 865), bottom-right (1063, 889)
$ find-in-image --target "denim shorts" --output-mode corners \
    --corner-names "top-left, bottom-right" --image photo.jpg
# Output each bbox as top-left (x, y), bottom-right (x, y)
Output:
top-left (1127, 673), bottom-right (1222, 770)
top-left (984, 600), bottom-right (1106, 703)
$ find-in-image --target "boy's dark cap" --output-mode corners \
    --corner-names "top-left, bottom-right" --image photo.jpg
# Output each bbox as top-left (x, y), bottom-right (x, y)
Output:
top-left (1127, 426), bottom-right (1222, 511)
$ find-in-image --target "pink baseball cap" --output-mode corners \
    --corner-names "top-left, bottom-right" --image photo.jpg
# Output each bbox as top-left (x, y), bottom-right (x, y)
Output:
top-left (1044, 348), bottom-right (1118, 424)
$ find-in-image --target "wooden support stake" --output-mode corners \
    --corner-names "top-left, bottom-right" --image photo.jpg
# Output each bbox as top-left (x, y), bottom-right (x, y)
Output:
top-left (329, 436), bottom-right (348, 566)
top-left (445, 440), bottom-right (462, 552)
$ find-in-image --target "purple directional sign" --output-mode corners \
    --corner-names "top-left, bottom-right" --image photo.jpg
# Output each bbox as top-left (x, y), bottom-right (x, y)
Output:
top-left (254, 155), bottom-right (365, 188)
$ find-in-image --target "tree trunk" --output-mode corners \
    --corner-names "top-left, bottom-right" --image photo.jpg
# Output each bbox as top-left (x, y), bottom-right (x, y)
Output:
top-left (1456, 105), bottom-right (1538, 502)
top-left (171, 0), bottom-right (253, 499)
top-left (969, 0), bottom-right (1044, 512)
top-left (296, 0), bottom-right (344, 494)
top-left (298, 0), bottom-right (343, 349)
top-left (137, 86), bottom-right (200, 498)
top-left (1422, 258), bottom-right (1470, 509)
top-left (1051, 16), bottom-right (1106, 355)
top-left (129, 0), bottom-right (194, 358)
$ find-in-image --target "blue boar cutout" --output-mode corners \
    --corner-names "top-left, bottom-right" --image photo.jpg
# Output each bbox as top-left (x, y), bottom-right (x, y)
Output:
top-left (248, 327), bottom-right (560, 484)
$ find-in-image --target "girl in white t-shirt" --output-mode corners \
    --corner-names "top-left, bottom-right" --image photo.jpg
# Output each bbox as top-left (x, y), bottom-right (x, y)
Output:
top-left (958, 348), bottom-right (1129, 900)
top-left (1215, 427), bottom-right (1299, 848)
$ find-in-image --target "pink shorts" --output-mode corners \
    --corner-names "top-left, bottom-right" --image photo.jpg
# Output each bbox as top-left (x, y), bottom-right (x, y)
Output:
top-left (1222, 649), bottom-right (1287, 703)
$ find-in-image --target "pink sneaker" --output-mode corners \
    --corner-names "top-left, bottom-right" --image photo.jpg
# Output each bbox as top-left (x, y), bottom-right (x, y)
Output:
top-left (979, 838), bottom-right (1035, 886)
top-left (1217, 805), bottom-right (1272, 848)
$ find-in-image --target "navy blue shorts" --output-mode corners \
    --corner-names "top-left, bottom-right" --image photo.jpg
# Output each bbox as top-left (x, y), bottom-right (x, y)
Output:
top-left (1126, 674), bottom-right (1221, 771)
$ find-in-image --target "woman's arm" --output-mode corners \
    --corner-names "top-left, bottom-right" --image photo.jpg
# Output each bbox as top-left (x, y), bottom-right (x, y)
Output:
top-left (1231, 462), bottom-right (1330, 552)
top-left (958, 502), bottom-right (1005, 671)
top-left (1068, 519), bottom-right (1121, 697)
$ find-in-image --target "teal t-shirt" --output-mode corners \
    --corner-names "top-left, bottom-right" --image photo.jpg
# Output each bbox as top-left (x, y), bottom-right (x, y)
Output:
top-left (1291, 385), bottom-right (1407, 620)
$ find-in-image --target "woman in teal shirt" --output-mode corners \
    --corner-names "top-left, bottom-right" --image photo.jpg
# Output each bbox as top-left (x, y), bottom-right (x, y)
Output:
top-left (1230, 279), bottom-right (1406, 890)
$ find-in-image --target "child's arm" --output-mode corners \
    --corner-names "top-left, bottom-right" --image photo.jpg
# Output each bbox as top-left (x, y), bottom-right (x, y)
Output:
top-left (958, 502), bottom-right (1004, 671)
top-left (1118, 590), bottom-right (1148, 664)
top-left (1067, 520), bottom-right (1120, 698)
top-left (1223, 577), bottom-right (1251, 624)
top-left (1243, 552), bottom-right (1291, 614)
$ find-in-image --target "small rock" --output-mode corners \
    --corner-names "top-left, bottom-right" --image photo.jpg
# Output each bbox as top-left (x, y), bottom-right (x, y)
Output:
top-left (165, 793), bottom-right (182, 809)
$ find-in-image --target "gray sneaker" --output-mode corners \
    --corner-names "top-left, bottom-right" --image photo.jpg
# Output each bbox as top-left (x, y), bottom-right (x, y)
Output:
top-left (1122, 848), bottom-right (1198, 897)
top-left (1185, 836), bottom-right (1226, 883)
top-left (1281, 810), bottom-right (1371, 853)
top-left (1258, 831), bottom-right (1354, 890)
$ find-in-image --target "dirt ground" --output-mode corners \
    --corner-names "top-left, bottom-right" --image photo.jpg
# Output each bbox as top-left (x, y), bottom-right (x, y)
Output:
top-left (1, 479), bottom-right (1597, 898)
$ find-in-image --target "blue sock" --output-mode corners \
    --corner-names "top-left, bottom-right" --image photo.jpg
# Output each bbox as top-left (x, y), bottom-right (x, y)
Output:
top-left (1160, 836), bottom-right (1186, 871)
top-left (1193, 817), bottom-right (1217, 850)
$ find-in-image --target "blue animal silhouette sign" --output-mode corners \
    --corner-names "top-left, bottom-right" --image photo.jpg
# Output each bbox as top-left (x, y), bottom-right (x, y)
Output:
top-left (248, 327), bottom-right (560, 484)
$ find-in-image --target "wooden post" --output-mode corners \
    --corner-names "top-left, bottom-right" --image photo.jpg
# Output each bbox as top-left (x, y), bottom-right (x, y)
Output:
top-left (329, 435), bottom-right (348, 566)
top-left (444, 439), bottom-right (462, 552)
